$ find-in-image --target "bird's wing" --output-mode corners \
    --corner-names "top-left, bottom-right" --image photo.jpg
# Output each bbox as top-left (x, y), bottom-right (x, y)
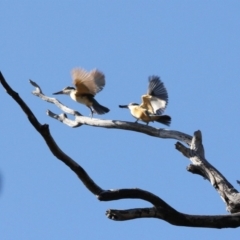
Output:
top-left (140, 95), bottom-right (154, 114)
top-left (150, 96), bottom-right (167, 115)
top-left (72, 68), bottom-right (105, 96)
top-left (147, 76), bottom-right (168, 114)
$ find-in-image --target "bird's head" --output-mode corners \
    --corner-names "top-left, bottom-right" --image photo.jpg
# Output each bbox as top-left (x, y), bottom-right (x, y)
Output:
top-left (53, 86), bottom-right (75, 95)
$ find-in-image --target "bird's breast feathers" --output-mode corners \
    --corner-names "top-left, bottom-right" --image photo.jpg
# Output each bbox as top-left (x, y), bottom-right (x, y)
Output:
top-left (129, 106), bottom-right (147, 119)
top-left (70, 92), bottom-right (93, 106)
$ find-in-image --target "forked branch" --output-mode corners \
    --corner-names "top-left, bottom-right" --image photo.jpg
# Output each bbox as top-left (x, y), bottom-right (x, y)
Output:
top-left (30, 79), bottom-right (192, 144)
top-left (1, 72), bottom-right (240, 229)
top-left (175, 131), bottom-right (240, 213)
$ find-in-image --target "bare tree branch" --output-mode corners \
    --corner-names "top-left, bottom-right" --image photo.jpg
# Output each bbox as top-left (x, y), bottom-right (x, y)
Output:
top-left (1, 73), bottom-right (102, 195)
top-left (29, 80), bottom-right (192, 145)
top-left (176, 131), bottom-right (240, 213)
top-left (1, 72), bottom-right (240, 229)
top-left (30, 79), bottom-right (82, 117)
top-left (106, 208), bottom-right (240, 228)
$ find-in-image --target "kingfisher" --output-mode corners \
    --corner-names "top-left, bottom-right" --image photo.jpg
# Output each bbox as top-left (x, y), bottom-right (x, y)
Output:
top-left (53, 68), bottom-right (110, 117)
top-left (119, 76), bottom-right (171, 126)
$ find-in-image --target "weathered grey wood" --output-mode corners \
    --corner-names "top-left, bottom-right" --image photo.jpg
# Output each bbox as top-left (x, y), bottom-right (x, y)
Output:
top-left (176, 131), bottom-right (240, 213)
top-left (29, 79), bottom-right (240, 214)
top-left (30, 80), bottom-right (192, 145)
top-left (30, 80), bottom-right (82, 117)
top-left (1, 72), bottom-right (240, 228)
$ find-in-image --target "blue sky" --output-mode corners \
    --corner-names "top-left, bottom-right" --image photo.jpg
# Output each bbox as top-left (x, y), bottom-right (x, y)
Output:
top-left (1, 1), bottom-right (240, 239)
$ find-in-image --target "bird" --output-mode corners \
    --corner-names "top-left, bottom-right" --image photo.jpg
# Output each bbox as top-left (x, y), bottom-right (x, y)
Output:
top-left (53, 68), bottom-right (110, 117)
top-left (119, 76), bottom-right (171, 126)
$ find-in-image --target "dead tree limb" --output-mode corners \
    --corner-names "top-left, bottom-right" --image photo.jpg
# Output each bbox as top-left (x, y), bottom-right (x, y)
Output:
top-left (29, 79), bottom-right (192, 145)
top-left (1, 72), bottom-right (240, 229)
top-left (176, 131), bottom-right (240, 213)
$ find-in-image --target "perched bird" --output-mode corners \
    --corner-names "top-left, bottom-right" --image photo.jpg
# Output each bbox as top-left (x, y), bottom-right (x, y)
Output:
top-left (53, 68), bottom-right (110, 117)
top-left (119, 76), bottom-right (171, 126)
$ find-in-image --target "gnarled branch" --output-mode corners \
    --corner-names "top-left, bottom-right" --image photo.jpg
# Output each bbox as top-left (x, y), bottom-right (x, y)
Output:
top-left (30, 79), bottom-right (192, 144)
top-left (1, 72), bottom-right (240, 229)
top-left (176, 131), bottom-right (240, 213)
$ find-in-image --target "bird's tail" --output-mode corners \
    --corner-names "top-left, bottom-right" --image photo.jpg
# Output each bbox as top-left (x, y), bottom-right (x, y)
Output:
top-left (92, 99), bottom-right (110, 115)
top-left (152, 115), bottom-right (171, 126)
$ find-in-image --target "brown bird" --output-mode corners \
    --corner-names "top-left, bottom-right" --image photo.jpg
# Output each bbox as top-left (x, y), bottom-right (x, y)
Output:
top-left (119, 76), bottom-right (171, 126)
top-left (53, 68), bottom-right (110, 117)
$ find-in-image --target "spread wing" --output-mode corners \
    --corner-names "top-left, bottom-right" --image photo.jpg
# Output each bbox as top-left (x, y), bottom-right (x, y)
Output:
top-left (71, 68), bottom-right (105, 96)
top-left (140, 95), bottom-right (154, 114)
top-left (146, 76), bottom-right (168, 115)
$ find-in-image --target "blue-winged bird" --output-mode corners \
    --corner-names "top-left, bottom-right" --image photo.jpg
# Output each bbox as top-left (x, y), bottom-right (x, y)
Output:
top-left (53, 68), bottom-right (110, 117)
top-left (119, 76), bottom-right (171, 126)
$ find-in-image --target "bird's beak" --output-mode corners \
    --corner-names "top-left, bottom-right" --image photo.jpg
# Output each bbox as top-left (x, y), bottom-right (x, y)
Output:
top-left (53, 90), bottom-right (64, 95)
top-left (119, 105), bottom-right (129, 108)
